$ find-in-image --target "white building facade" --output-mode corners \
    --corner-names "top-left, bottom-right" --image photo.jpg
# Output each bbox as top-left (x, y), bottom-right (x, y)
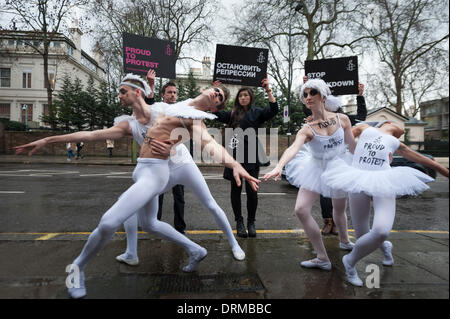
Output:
top-left (0, 26), bottom-right (105, 128)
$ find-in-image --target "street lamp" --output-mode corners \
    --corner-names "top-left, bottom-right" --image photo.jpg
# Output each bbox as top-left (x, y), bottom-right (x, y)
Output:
top-left (21, 104), bottom-right (28, 131)
top-left (286, 1), bottom-right (303, 147)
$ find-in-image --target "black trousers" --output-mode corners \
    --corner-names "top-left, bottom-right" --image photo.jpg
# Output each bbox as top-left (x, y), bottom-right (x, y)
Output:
top-left (230, 168), bottom-right (259, 223)
top-left (157, 184), bottom-right (186, 232)
top-left (320, 195), bottom-right (334, 219)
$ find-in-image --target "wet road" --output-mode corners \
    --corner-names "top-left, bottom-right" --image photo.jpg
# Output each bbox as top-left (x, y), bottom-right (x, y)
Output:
top-left (0, 163), bottom-right (448, 233)
top-left (0, 163), bottom-right (448, 300)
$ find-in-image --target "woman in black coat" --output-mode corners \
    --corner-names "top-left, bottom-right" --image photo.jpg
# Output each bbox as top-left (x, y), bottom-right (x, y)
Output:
top-left (214, 77), bottom-right (279, 237)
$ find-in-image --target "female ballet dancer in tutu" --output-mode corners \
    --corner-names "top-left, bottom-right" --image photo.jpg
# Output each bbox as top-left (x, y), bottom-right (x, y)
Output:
top-left (264, 79), bottom-right (356, 270)
top-left (322, 121), bottom-right (449, 286)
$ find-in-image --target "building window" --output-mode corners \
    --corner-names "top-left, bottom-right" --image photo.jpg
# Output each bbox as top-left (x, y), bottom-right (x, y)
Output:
top-left (44, 72), bottom-right (55, 89)
top-left (67, 45), bottom-right (74, 56)
top-left (21, 103), bottom-right (33, 123)
top-left (8, 39), bottom-right (15, 46)
top-left (23, 71), bottom-right (32, 88)
top-left (0, 68), bottom-right (11, 87)
top-left (0, 103), bottom-right (11, 119)
top-left (81, 55), bottom-right (97, 73)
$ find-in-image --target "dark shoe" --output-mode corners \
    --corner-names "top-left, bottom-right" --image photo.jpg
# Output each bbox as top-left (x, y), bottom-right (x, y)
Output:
top-left (331, 223), bottom-right (338, 236)
top-left (321, 218), bottom-right (333, 235)
top-left (247, 222), bottom-right (256, 238)
top-left (236, 220), bottom-right (248, 238)
top-left (177, 228), bottom-right (186, 234)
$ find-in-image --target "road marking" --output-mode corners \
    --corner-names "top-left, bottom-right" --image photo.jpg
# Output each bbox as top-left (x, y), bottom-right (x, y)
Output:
top-left (80, 172), bottom-right (129, 177)
top-left (242, 192), bottom-right (287, 195)
top-left (35, 233), bottom-right (59, 240)
top-left (0, 169), bottom-right (79, 177)
top-left (0, 191), bottom-right (25, 194)
top-left (107, 176), bottom-right (132, 179)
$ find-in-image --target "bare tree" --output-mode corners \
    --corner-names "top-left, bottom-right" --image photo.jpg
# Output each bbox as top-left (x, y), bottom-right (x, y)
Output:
top-left (354, 0), bottom-right (449, 115)
top-left (1, 0), bottom-right (88, 129)
top-left (230, 0), bottom-right (367, 103)
top-left (88, 0), bottom-right (217, 84)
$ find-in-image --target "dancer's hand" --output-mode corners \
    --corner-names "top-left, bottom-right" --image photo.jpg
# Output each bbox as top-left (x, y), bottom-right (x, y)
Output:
top-left (146, 69), bottom-right (156, 87)
top-left (211, 80), bottom-right (221, 87)
top-left (150, 139), bottom-right (174, 157)
top-left (358, 83), bottom-right (364, 96)
top-left (14, 139), bottom-right (47, 156)
top-left (263, 167), bottom-right (282, 181)
top-left (232, 165), bottom-right (260, 191)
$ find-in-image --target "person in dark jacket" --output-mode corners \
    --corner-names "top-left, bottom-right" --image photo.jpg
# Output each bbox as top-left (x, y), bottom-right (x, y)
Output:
top-left (302, 77), bottom-right (367, 235)
top-left (214, 77), bottom-right (279, 238)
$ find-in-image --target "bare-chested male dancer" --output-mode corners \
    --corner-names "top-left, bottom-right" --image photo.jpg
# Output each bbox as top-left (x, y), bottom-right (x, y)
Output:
top-left (15, 73), bottom-right (259, 298)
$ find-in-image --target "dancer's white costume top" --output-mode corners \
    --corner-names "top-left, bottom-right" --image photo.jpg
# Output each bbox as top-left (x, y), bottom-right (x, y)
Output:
top-left (114, 99), bottom-right (215, 168)
top-left (322, 127), bottom-right (433, 197)
top-left (285, 114), bottom-right (349, 198)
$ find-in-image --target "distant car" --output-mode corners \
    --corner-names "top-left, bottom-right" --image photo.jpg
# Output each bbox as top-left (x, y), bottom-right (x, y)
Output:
top-left (391, 153), bottom-right (437, 179)
top-left (282, 152), bottom-right (437, 186)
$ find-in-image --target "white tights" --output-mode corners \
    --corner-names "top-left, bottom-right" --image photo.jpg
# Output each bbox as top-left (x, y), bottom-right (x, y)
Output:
top-left (72, 159), bottom-right (203, 271)
top-left (122, 163), bottom-right (241, 258)
top-left (294, 187), bottom-right (351, 261)
top-left (345, 193), bottom-right (396, 267)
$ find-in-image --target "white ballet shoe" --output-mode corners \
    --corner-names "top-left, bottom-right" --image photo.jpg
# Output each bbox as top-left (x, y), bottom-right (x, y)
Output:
top-left (339, 241), bottom-right (355, 251)
top-left (300, 258), bottom-right (332, 271)
top-left (232, 247), bottom-right (246, 261)
top-left (183, 247), bottom-right (207, 272)
top-left (342, 255), bottom-right (363, 287)
top-left (381, 241), bottom-right (394, 266)
top-left (67, 270), bottom-right (86, 299)
top-left (115, 253), bottom-right (139, 266)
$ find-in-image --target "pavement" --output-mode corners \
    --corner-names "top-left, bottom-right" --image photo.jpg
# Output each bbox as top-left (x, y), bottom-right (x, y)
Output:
top-left (0, 154), bottom-right (448, 300)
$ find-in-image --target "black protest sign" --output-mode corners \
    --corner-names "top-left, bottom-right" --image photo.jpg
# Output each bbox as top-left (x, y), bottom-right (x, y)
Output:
top-left (305, 56), bottom-right (358, 95)
top-left (122, 33), bottom-right (176, 78)
top-left (213, 44), bottom-right (269, 87)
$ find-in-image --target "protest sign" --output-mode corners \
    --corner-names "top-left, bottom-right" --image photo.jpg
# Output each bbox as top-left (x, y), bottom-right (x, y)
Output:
top-left (305, 56), bottom-right (358, 95)
top-left (213, 44), bottom-right (268, 87)
top-left (123, 32), bottom-right (176, 78)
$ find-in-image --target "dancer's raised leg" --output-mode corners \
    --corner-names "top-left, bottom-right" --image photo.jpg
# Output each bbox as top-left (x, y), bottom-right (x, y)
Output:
top-left (136, 189), bottom-right (207, 272)
top-left (345, 195), bottom-right (396, 268)
top-left (171, 163), bottom-right (245, 260)
top-left (68, 160), bottom-right (169, 298)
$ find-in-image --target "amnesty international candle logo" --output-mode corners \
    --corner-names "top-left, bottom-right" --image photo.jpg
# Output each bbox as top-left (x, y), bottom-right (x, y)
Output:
top-left (257, 52), bottom-right (266, 64)
top-left (347, 59), bottom-right (356, 72)
top-left (166, 44), bottom-right (173, 56)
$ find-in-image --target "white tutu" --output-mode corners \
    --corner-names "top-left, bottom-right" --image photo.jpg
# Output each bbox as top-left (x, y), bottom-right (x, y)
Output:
top-left (285, 149), bottom-right (310, 188)
top-left (321, 157), bottom-right (434, 197)
top-left (285, 151), bottom-right (351, 199)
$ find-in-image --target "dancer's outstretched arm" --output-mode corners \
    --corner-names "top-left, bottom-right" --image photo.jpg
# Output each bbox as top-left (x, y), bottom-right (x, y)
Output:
top-left (192, 120), bottom-right (260, 191)
top-left (263, 126), bottom-right (311, 181)
top-left (395, 143), bottom-right (449, 178)
top-left (14, 122), bottom-right (130, 156)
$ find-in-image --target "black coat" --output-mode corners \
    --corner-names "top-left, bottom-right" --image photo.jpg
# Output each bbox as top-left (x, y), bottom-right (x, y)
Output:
top-left (214, 101), bottom-right (279, 178)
